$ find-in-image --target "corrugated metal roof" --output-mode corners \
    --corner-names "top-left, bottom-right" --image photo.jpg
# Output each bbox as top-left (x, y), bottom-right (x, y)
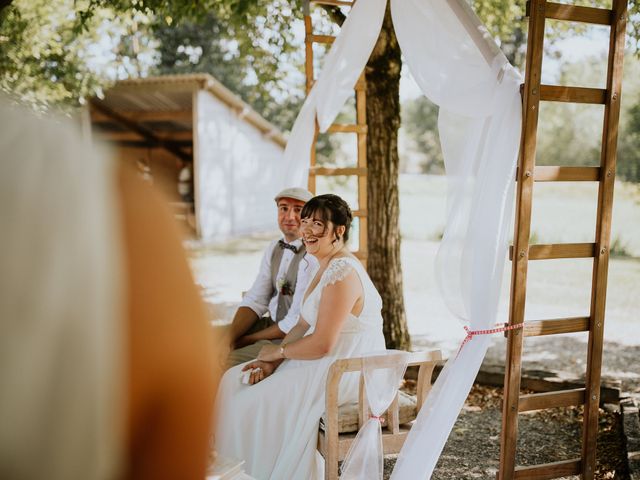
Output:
top-left (97, 74), bottom-right (287, 148)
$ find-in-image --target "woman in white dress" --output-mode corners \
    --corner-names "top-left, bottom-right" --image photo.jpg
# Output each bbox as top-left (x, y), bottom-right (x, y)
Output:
top-left (215, 194), bottom-right (386, 479)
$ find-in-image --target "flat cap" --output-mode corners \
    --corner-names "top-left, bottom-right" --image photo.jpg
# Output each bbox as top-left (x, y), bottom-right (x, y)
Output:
top-left (274, 187), bottom-right (313, 203)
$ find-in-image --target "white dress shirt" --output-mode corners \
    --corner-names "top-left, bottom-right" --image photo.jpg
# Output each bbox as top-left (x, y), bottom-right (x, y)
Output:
top-left (239, 238), bottom-right (319, 333)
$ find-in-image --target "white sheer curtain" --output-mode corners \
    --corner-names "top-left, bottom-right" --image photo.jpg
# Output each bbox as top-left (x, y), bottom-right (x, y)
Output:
top-left (284, 0), bottom-right (523, 478)
top-left (281, 0), bottom-right (387, 189)
top-left (390, 1), bottom-right (521, 476)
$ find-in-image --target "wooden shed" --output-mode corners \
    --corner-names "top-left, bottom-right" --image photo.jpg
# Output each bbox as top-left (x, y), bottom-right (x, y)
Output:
top-left (89, 73), bottom-right (288, 240)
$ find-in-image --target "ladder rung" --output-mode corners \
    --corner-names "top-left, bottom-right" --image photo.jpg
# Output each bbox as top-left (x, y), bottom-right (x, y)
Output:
top-left (526, 1), bottom-right (612, 26)
top-left (534, 166), bottom-right (600, 182)
top-left (309, 167), bottom-right (367, 176)
top-left (327, 124), bottom-right (367, 134)
top-left (306, 34), bottom-right (335, 44)
top-left (352, 209), bottom-right (367, 218)
top-left (514, 458), bottom-right (581, 479)
top-left (539, 85), bottom-right (606, 104)
top-left (509, 243), bottom-right (596, 261)
top-left (523, 317), bottom-right (590, 337)
top-left (311, 0), bottom-right (354, 5)
top-left (519, 388), bottom-right (585, 412)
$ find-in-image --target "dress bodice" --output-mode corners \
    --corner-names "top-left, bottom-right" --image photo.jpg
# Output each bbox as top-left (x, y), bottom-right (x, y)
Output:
top-left (300, 256), bottom-right (383, 334)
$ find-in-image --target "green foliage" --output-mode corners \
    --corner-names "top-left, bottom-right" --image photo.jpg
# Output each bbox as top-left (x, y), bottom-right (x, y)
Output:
top-left (618, 101), bottom-right (640, 182)
top-left (610, 235), bottom-right (633, 258)
top-left (472, 0), bottom-right (525, 67)
top-left (0, 0), bottom-right (158, 111)
top-left (401, 96), bottom-right (443, 174)
top-left (151, 8), bottom-right (304, 131)
top-left (534, 54), bottom-right (640, 184)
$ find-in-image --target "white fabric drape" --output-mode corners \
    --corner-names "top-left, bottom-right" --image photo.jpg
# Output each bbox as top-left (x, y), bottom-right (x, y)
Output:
top-left (390, 0), bottom-right (521, 476)
top-left (340, 351), bottom-right (408, 480)
top-left (281, 0), bottom-right (388, 189)
top-left (283, 0), bottom-right (523, 478)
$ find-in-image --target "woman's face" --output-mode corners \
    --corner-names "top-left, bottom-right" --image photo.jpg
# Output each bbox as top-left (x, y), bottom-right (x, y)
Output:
top-left (301, 213), bottom-right (339, 258)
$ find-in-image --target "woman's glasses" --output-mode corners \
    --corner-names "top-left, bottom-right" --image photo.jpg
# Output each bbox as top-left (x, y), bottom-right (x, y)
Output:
top-left (301, 218), bottom-right (327, 236)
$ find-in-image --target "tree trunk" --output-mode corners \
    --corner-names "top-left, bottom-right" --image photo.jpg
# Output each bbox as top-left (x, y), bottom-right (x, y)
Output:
top-left (365, 5), bottom-right (410, 351)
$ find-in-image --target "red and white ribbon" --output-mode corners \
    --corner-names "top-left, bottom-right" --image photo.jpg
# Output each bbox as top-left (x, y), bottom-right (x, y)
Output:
top-left (456, 322), bottom-right (525, 358)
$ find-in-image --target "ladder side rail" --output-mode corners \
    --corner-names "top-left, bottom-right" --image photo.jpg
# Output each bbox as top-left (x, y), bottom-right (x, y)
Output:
top-left (581, 1), bottom-right (628, 478)
top-left (303, 9), bottom-right (318, 193)
top-left (356, 72), bottom-right (368, 265)
top-left (303, 4), bottom-right (368, 266)
top-left (498, 0), bottom-right (547, 478)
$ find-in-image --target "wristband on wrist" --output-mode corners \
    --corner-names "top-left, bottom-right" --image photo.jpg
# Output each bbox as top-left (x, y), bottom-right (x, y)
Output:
top-left (280, 343), bottom-right (287, 359)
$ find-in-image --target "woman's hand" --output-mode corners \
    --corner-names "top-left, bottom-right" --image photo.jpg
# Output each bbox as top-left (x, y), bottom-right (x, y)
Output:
top-left (257, 343), bottom-right (283, 362)
top-left (241, 360), bottom-right (277, 385)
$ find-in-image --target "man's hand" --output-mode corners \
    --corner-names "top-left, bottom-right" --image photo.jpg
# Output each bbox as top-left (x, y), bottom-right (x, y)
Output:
top-left (241, 360), bottom-right (278, 385)
top-left (257, 344), bottom-right (283, 362)
top-left (234, 334), bottom-right (255, 349)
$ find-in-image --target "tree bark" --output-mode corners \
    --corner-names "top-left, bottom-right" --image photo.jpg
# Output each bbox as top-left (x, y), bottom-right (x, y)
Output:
top-left (365, 5), bottom-right (411, 351)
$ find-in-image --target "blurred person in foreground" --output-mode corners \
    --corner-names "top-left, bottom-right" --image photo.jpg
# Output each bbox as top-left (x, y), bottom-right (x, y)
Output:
top-left (0, 99), bottom-right (219, 480)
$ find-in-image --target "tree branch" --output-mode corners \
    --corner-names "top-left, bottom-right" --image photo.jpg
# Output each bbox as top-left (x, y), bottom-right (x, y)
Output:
top-left (320, 5), bottom-right (346, 26)
top-left (0, 0), bottom-right (14, 14)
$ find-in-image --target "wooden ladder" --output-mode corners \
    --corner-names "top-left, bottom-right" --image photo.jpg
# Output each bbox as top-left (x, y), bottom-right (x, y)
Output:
top-left (303, 0), bottom-right (368, 265)
top-left (499, 1), bottom-right (628, 479)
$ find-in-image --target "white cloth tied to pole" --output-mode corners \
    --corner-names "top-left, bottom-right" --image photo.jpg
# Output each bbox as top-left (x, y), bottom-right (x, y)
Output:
top-left (340, 351), bottom-right (408, 480)
top-left (284, 0), bottom-right (523, 478)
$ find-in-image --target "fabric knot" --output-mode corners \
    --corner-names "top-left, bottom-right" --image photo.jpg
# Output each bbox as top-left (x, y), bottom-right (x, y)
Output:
top-left (370, 415), bottom-right (385, 424)
top-left (456, 322), bottom-right (525, 359)
top-left (278, 239), bottom-right (298, 253)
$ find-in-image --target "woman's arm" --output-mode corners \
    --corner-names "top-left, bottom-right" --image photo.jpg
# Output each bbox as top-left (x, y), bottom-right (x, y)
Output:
top-left (246, 319), bottom-right (311, 384)
top-left (258, 269), bottom-right (362, 362)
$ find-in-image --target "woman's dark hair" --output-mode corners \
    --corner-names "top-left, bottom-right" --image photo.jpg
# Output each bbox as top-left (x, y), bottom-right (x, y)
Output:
top-left (301, 194), bottom-right (353, 243)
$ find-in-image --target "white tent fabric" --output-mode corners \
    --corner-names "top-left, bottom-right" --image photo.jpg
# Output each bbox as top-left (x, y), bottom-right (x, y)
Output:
top-left (284, 0), bottom-right (523, 478)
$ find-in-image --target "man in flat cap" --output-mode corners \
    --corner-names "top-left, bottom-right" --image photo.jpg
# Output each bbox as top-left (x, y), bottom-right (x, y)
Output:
top-left (227, 187), bottom-right (318, 367)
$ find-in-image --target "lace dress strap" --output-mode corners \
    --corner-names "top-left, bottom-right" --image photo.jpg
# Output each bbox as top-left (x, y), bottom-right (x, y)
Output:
top-left (320, 257), bottom-right (357, 289)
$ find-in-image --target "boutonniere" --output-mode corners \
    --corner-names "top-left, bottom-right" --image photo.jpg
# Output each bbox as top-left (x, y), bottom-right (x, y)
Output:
top-left (277, 278), bottom-right (295, 296)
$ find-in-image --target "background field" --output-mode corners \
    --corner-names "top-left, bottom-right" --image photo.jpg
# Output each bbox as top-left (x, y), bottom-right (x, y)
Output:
top-left (190, 174), bottom-right (640, 361)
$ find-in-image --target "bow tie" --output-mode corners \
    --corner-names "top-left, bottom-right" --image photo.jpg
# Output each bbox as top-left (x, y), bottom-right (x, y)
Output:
top-left (278, 240), bottom-right (299, 254)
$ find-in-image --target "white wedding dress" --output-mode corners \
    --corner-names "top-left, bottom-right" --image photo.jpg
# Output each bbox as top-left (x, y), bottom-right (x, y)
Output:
top-left (215, 256), bottom-right (386, 480)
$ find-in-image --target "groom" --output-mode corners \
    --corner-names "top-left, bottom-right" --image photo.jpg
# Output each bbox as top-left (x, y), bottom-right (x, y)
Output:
top-left (227, 187), bottom-right (318, 367)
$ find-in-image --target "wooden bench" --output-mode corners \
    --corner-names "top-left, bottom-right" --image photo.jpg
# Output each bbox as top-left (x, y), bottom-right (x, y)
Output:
top-left (317, 350), bottom-right (442, 480)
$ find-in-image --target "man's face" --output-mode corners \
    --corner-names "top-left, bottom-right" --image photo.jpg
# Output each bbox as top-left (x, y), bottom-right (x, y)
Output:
top-left (277, 197), bottom-right (306, 242)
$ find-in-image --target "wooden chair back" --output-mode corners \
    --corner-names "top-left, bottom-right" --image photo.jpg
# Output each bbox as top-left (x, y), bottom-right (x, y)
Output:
top-left (317, 350), bottom-right (442, 480)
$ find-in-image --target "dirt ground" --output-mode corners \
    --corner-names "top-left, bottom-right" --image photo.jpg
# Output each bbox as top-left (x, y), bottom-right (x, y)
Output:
top-left (379, 385), bottom-right (629, 480)
top-left (189, 227), bottom-right (639, 480)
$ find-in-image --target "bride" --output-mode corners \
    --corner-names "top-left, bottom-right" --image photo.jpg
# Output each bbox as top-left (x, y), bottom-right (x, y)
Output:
top-left (214, 193), bottom-right (386, 479)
